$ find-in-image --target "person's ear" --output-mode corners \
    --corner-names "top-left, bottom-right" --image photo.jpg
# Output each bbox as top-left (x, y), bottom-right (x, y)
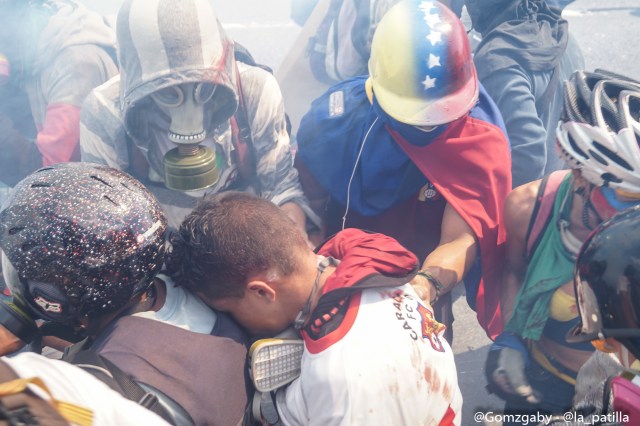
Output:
top-left (246, 280), bottom-right (277, 303)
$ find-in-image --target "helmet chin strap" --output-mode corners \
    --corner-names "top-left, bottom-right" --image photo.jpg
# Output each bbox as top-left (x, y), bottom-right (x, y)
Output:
top-left (293, 256), bottom-right (340, 330)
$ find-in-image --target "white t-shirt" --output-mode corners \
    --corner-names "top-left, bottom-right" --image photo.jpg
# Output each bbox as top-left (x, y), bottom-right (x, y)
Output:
top-left (2, 352), bottom-right (170, 426)
top-left (276, 283), bottom-right (462, 426)
top-left (134, 274), bottom-right (217, 333)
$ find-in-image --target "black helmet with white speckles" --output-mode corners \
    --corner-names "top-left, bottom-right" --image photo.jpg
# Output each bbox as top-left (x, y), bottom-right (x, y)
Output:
top-left (567, 205), bottom-right (640, 360)
top-left (0, 162), bottom-right (167, 325)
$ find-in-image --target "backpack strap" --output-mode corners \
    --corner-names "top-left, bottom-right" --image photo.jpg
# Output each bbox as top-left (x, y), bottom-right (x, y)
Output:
top-left (63, 340), bottom-right (174, 424)
top-left (524, 169), bottom-right (570, 261)
top-left (230, 75), bottom-right (258, 191)
top-left (306, 0), bottom-right (345, 84)
top-left (234, 42), bottom-right (273, 74)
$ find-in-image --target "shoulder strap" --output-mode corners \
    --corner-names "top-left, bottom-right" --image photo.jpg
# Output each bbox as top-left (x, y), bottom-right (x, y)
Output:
top-left (234, 41), bottom-right (273, 74)
top-left (230, 98), bottom-right (258, 189)
top-left (231, 44), bottom-right (262, 189)
top-left (306, 0), bottom-right (346, 84)
top-left (349, 0), bottom-right (372, 60)
top-left (524, 169), bottom-right (570, 261)
top-left (63, 341), bottom-right (173, 423)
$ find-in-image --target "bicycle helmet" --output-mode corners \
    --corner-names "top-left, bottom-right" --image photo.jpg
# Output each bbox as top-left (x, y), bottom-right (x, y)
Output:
top-left (556, 70), bottom-right (640, 194)
top-left (368, 0), bottom-right (478, 126)
top-left (567, 205), bottom-right (640, 360)
top-left (0, 163), bottom-right (167, 325)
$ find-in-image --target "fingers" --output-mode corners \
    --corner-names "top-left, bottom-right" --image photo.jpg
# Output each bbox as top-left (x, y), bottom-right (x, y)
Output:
top-left (409, 275), bottom-right (433, 305)
top-left (513, 384), bottom-right (542, 405)
top-left (0, 393), bottom-right (69, 426)
top-left (493, 347), bottom-right (542, 405)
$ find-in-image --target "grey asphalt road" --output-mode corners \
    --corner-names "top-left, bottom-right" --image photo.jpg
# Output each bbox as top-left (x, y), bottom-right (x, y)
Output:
top-left (79, 1), bottom-right (639, 425)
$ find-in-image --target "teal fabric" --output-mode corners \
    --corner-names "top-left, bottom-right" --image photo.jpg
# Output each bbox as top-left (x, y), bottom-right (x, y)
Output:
top-left (506, 173), bottom-right (575, 340)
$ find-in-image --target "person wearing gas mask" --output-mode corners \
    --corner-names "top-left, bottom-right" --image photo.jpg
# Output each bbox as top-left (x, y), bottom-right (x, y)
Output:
top-left (488, 70), bottom-right (640, 422)
top-left (0, 163), bottom-right (249, 426)
top-left (464, 0), bottom-right (584, 187)
top-left (0, 0), bottom-right (117, 190)
top-left (544, 205), bottom-right (640, 425)
top-left (80, 0), bottom-right (317, 235)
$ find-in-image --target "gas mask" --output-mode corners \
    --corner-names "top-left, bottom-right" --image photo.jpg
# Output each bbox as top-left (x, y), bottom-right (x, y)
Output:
top-left (151, 82), bottom-right (219, 191)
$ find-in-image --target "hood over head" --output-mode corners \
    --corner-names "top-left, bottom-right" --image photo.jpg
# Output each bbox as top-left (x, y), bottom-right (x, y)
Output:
top-left (468, 0), bottom-right (568, 75)
top-left (116, 0), bottom-right (239, 144)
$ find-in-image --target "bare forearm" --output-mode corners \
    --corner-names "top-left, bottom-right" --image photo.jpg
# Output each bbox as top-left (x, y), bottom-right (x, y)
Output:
top-left (0, 325), bottom-right (25, 356)
top-left (411, 203), bottom-right (477, 304)
top-left (421, 236), bottom-right (477, 291)
top-left (411, 237), bottom-right (476, 305)
top-left (424, 202), bottom-right (478, 290)
top-left (500, 269), bottom-right (522, 324)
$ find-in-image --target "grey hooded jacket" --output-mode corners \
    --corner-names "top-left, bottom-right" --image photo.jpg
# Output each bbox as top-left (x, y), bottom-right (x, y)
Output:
top-left (80, 0), bottom-right (316, 228)
top-left (471, 0), bottom-right (584, 187)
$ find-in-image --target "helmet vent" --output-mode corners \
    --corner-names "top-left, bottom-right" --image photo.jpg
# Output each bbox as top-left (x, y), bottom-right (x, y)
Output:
top-left (8, 227), bottom-right (24, 235)
top-left (21, 241), bottom-right (38, 252)
top-left (592, 141), bottom-right (633, 171)
top-left (90, 175), bottom-right (113, 187)
top-left (601, 172), bottom-right (622, 184)
top-left (34, 167), bottom-right (55, 174)
top-left (601, 107), bottom-right (623, 133)
top-left (103, 195), bottom-right (118, 206)
top-left (30, 182), bottom-right (51, 188)
top-left (588, 149), bottom-right (608, 166)
top-left (567, 132), bottom-right (588, 159)
top-left (563, 82), bottom-right (589, 123)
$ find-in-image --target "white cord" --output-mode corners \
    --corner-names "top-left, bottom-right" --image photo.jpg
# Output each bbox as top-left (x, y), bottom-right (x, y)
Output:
top-left (342, 117), bottom-right (379, 230)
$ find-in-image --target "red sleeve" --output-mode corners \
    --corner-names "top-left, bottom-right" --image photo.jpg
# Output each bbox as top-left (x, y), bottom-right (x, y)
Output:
top-left (37, 103), bottom-right (81, 166)
top-left (390, 115), bottom-right (512, 340)
top-left (317, 228), bottom-right (418, 294)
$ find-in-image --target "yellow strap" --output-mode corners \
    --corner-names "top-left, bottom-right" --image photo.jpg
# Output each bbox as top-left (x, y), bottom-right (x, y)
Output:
top-left (365, 77), bottom-right (374, 104)
top-left (530, 342), bottom-right (577, 386)
top-left (0, 377), bottom-right (94, 426)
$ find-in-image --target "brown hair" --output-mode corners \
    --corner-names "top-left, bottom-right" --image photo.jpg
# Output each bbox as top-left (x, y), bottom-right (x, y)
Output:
top-left (167, 192), bottom-right (308, 299)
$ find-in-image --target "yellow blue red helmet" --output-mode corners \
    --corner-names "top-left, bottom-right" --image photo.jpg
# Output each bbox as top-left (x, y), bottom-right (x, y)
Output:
top-left (368, 0), bottom-right (478, 126)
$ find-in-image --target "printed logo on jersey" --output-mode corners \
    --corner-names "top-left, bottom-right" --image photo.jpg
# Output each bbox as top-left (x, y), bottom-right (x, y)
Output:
top-left (417, 304), bottom-right (445, 352)
top-left (328, 90), bottom-right (345, 118)
top-left (418, 182), bottom-right (441, 202)
top-left (391, 292), bottom-right (445, 352)
top-left (34, 296), bottom-right (62, 313)
top-left (392, 293), bottom-right (421, 341)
